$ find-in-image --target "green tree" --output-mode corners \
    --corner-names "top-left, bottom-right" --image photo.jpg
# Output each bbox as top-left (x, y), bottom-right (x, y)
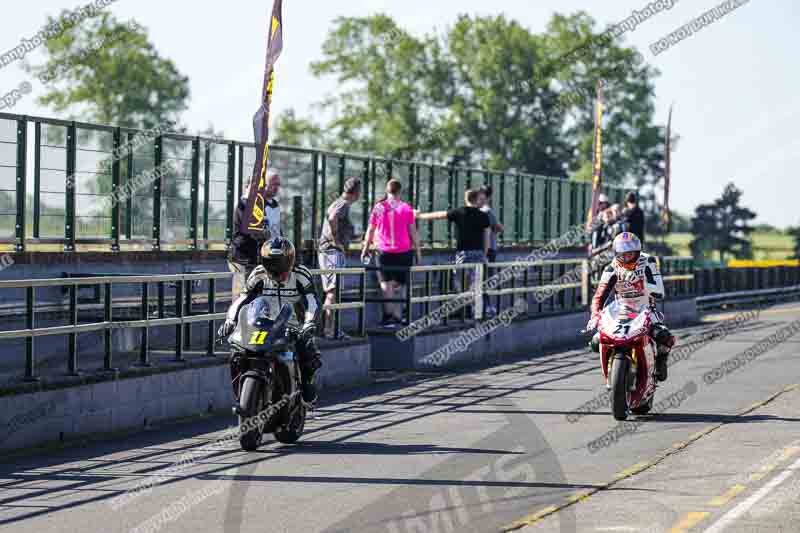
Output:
top-left (272, 109), bottom-right (328, 148)
top-left (309, 15), bottom-right (431, 158)
top-left (22, 13), bottom-right (194, 243)
top-left (301, 12), bottom-right (667, 187)
top-left (690, 183), bottom-right (757, 264)
top-left (787, 226), bottom-right (800, 260)
top-left (23, 14), bottom-right (190, 131)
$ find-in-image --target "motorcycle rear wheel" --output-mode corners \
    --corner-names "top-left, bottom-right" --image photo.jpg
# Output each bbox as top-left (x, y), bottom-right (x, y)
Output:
top-left (610, 355), bottom-right (630, 421)
top-left (239, 377), bottom-right (264, 451)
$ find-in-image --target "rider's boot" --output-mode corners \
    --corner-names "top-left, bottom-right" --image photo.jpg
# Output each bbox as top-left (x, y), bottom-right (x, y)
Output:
top-left (301, 358), bottom-right (321, 404)
top-left (655, 345), bottom-right (669, 382)
top-left (296, 333), bottom-right (322, 403)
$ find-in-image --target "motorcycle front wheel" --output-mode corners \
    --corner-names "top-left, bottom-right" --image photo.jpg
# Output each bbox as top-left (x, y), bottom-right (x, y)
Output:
top-left (238, 376), bottom-right (264, 451)
top-left (609, 354), bottom-right (630, 421)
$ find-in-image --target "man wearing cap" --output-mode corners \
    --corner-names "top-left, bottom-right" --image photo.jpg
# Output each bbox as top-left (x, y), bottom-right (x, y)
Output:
top-left (229, 170), bottom-right (283, 296)
top-left (318, 177), bottom-right (361, 339)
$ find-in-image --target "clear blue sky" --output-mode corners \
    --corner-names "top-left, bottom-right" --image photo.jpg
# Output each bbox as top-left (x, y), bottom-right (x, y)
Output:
top-left (2, 0), bottom-right (795, 228)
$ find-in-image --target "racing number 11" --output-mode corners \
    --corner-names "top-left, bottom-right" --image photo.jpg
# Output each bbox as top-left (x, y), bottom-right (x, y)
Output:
top-left (249, 331), bottom-right (268, 344)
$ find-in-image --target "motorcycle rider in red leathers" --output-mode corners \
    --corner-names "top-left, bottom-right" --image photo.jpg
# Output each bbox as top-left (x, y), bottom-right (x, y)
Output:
top-left (586, 232), bottom-right (675, 382)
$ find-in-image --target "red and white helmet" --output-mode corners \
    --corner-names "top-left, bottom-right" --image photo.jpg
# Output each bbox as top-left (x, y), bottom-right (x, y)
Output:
top-left (613, 232), bottom-right (641, 270)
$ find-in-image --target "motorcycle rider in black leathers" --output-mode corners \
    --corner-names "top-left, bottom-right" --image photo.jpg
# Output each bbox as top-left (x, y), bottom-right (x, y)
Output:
top-left (586, 232), bottom-right (676, 382)
top-left (218, 237), bottom-right (323, 403)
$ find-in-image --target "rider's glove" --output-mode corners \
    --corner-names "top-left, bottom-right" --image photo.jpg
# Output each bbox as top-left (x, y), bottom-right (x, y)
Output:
top-left (586, 314), bottom-right (600, 332)
top-left (218, 319), bottom-right (236, 338)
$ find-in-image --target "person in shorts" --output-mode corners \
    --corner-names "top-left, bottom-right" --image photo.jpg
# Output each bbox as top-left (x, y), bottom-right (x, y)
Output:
top-left (416, 188), bottom-right (491, 318)
top-left (361, 179), bottom-right (421, 327)
top-left (318, 177), bottom-right (361, 339)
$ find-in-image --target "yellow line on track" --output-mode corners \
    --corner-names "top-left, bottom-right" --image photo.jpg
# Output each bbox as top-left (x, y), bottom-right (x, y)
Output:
top-left (668, 511), bottom-right (710, 533)
top-left (501, 383), bottom-right (800, 532)
top-left (708, 484), bottom-right (747, 506)
top-left (666, 431), bottom-right (800, 531)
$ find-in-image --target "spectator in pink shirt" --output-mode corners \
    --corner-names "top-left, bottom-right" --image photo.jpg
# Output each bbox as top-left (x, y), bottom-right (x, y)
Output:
top-left (361, 179), bottom-right (422, 326)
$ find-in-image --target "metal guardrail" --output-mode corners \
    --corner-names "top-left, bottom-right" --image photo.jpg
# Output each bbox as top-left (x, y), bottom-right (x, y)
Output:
top-left (0, 272), bottom-right (231, 381)
top-left (697, 285), bottom-right (800, 310)
top-left (0, 256), bottom-right (697, 382)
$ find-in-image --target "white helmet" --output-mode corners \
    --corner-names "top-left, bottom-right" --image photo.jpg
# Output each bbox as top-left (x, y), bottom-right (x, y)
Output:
top-left (598, 193), bottom-right (610, 204)
top-left (613, 232), bottom-right (641, 270)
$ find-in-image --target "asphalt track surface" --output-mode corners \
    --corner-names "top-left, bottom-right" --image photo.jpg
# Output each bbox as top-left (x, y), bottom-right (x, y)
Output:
top-left (2, 302), bottom-right (800, 533)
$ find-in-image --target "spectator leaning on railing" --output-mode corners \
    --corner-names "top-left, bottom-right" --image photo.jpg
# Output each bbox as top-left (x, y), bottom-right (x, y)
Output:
top-left (318, 177), bottom-right (361, 339)
top-left (228, 170), bottom-right (283, 296)
top-left (416, 188), bottom-right (491, 318)
top-left (361, 179), bottom-right (422, 327)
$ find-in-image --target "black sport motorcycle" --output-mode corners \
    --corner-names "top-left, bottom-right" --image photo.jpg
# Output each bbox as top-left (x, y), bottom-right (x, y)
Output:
top-left (224, 298), bottom-right (307, 451)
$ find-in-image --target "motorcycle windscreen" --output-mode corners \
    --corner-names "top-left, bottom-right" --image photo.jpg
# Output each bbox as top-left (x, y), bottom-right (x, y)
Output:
top-left (231, 299), bottom-right (293, 351)
top-left (601, 300), bottom-right (650, 340)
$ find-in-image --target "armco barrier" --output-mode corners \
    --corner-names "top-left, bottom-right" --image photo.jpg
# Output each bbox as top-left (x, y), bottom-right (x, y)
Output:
top-left (0, 257), bottom-right (697, 451)
top-left (697, 285), bottom-right (800, 311)
top-left (0, 339), bottom-right (370, 452)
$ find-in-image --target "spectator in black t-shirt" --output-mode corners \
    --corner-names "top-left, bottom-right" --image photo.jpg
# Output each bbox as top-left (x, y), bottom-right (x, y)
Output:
top-left (416, 189), bottom-right (491, 313)
top-left (621, 191), bottom-right (645, 246)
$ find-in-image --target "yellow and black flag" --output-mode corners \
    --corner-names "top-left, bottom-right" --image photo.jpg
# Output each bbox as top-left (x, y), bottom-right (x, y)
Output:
top-left (588, 80), bottom-right (605, 223)
top-left (661, 104), bottom-right (673, 232)
top-left (241, 0), bottom-right (284, 236)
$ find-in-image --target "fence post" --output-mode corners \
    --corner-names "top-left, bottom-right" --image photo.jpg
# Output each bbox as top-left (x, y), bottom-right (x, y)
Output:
top-left (174, 279), bottom-right (184, 362)
top-left (15, 118), bottom-right (27, 252)
top-left (24, 287), bottom-right (37, 382)
top-left (312, 152), bottom-right (321, 242)
top-left (203, 142), bottom-right (211, 243)
top-left (33, 121), bottom-right (41, 240)
top-left (207, 278), bottom-right (216, 356)
top-left (152, 134), bottom-right (163, 251)
top-left (104, 283), bottom-right (114, 371)
top-left (190, 137), bottom-right (200, 250)
top-left (125, 134), bottom-right (134, 240)
top-left (110, 128), bottom-right (121, 252)
top-left (581, 259), bottom-right (590, 306)
top-left (293, 196), bottom-right (303, 257)
top-left (67, 284), bottom-right (79, 375)
top-left (226, 143), bottom-right (236, 243)
top-left (428, 164), bottom-right (435, 247)
top-left (65, 122), bottom-right (77, 252)
top-left (139, 282), bottom-right (151, 366)
top-left (474, 263), bottom-right (484, 320)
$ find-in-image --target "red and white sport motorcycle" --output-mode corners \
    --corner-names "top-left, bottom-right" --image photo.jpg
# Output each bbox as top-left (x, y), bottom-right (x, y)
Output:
top-left (595, 300), bottom-right (659, 421)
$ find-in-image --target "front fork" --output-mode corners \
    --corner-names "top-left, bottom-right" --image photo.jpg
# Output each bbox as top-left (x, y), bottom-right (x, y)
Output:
top-left (604, 348), bottom-right (638, 392)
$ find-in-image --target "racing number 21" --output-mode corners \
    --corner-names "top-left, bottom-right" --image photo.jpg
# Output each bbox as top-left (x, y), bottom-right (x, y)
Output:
top-left (249, 331), bottom-right (268, 344)
top-left (614, 324), bottom-right (631, 335)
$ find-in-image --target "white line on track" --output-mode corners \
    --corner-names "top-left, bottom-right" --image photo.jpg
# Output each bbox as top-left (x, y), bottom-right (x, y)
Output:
top-left (702, 454), bottom-right (800, 533)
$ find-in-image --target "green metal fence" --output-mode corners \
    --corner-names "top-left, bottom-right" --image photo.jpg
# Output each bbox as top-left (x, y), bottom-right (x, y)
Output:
top-left (0, 112), bottom-right (626, 252)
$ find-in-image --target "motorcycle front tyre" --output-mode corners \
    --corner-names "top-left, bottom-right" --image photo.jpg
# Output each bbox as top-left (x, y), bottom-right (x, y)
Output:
top-left (238, 376), bottom-right (264, 451)
top-left (609, 354), bottom-right (630, 421)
